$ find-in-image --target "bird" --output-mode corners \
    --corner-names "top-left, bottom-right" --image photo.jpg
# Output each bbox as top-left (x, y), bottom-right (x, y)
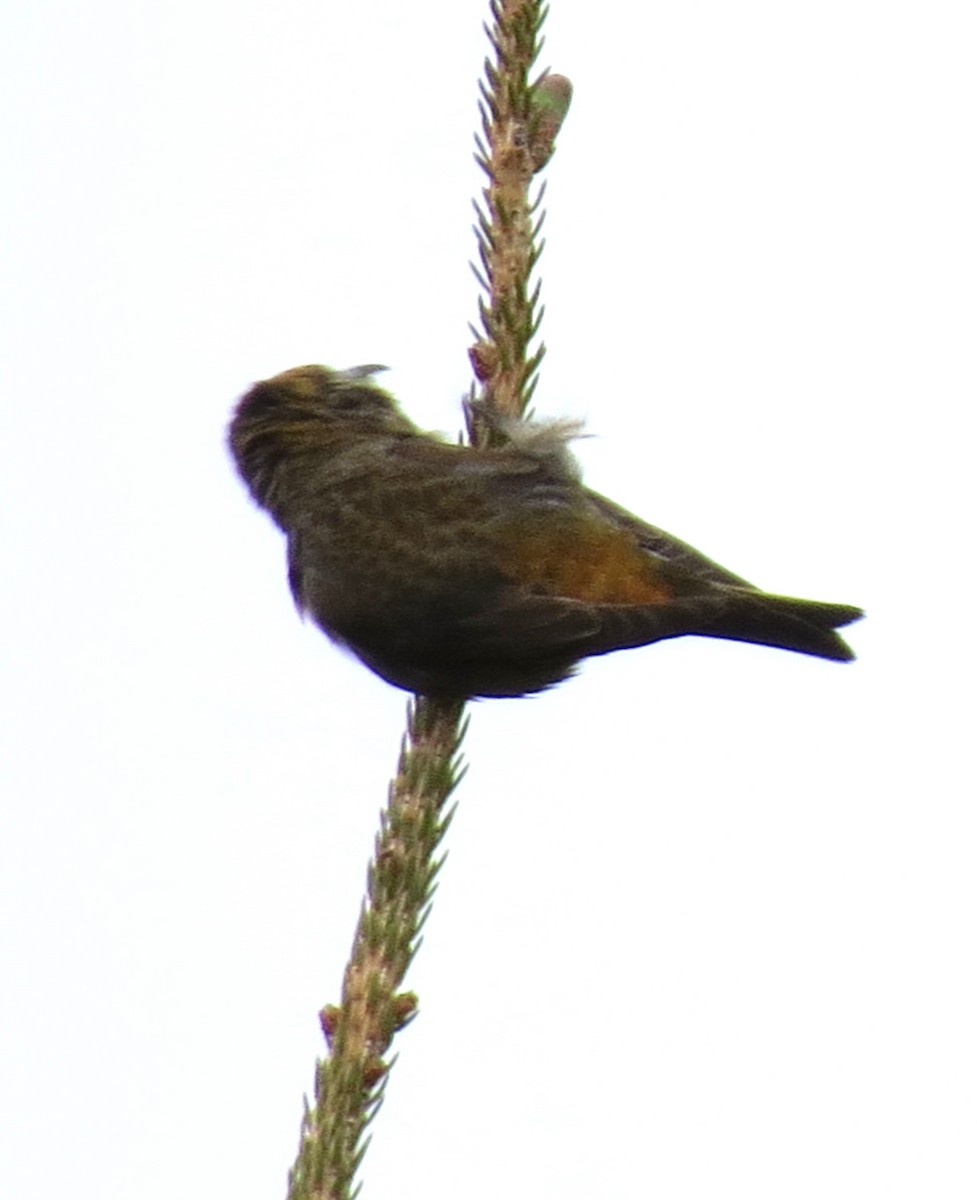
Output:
top-left (228, 364), bottom-right (863, 698)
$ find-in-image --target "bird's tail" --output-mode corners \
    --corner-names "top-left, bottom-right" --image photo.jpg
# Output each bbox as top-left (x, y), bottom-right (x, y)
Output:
top-left (589, 589), bottom-right (864, 663)
top-left (692, 591), bottom-right (864, 661)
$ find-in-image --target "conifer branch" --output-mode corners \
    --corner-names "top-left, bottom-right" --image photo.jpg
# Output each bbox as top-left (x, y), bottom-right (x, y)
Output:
top-left (287, 699), bottom-right (466, 1200)
top-left (468, 1), bottom-right (570, 433)
top-left (287, 2), bottom-right (569, 1196)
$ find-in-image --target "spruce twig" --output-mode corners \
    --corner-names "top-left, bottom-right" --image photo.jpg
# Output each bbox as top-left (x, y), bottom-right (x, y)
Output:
top-left (468, 0), bottom-right (554, 432)
top-left (287, 700), bottom-right (466, 1200)
top-left (287, 1), bottom-right (565, 1196)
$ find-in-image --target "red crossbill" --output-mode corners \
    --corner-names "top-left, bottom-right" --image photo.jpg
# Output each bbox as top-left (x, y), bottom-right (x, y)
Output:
top-left (228, 365), bottom-right (862, 698)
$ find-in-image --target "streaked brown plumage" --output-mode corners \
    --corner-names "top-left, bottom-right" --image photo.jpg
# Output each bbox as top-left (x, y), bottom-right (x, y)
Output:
top-left (228, 365), bottom-right (863, 698)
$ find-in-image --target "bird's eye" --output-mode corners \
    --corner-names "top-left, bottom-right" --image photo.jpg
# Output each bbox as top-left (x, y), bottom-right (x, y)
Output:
top-left (327, 387), bottom-right (382, 415)
top-left (331, 389), bottom-right (364, 407)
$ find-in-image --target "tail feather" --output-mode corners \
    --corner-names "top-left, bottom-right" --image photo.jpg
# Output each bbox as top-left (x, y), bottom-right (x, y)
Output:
top-left (693, 593), bottom-right (863, 661)
top-left (588, 591), bottom-right (864, 663)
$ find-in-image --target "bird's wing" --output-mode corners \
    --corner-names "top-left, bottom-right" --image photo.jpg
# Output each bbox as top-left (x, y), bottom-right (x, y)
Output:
top-left (582, 490), bottom-right (757, 590)
top-left (385, 439), bottom-right (756, 599)
top-left (408, 438), bottom-right (756, 591)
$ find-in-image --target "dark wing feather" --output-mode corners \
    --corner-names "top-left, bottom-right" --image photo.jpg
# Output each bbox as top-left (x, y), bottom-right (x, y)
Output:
top-left (582, 490), bottom-right (757, 589)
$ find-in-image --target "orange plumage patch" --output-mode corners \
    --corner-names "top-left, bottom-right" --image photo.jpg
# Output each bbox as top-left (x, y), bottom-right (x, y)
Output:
top-left (500, 514), bottom-right (674, 605)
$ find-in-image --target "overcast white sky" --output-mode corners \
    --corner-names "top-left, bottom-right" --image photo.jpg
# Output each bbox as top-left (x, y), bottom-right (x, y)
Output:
top-left (2, 2), bottom-right (974, 1198)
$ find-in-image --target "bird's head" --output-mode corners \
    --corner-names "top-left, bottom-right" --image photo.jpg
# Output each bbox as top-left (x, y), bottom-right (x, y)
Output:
top-left (228, 363), bottom-right (416, 515)
top-left (233, 363), bottom-right (413, 432)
